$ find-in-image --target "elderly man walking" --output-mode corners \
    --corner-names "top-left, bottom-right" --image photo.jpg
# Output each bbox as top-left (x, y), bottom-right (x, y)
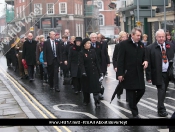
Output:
top-left (146, 29), bottom-right (174, 117)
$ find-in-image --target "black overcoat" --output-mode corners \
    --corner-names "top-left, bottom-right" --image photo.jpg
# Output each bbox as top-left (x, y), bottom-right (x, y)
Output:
top-left (117, 38), bottom-right (148, 90)
top-left (146, 42), bottom-right (174, 85)
top-left (68, 45), bottom-right (81, 77)
top-left (79, 49), bottom-right (101, 93)
top-left (22, 39), bottom-right (37, 65)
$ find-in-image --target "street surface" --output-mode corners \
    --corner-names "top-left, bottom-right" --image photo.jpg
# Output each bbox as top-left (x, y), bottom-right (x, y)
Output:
top-left (0, 44), bottom-right (174, 132)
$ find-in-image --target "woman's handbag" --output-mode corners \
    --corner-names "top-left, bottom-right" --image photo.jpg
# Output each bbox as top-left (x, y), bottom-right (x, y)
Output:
top-left (63, 77), bottom-right (72, 85)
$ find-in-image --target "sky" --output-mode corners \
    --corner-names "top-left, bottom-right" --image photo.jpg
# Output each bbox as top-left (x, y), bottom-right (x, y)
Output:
top-left (0, 0), bottom-right (6, 17)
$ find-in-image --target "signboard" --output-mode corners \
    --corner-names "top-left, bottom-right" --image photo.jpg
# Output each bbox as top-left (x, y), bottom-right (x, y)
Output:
top-left (41, 18), bottom-right (52, 28)
top-left (134, 9), bottom-right (155, 17)
top-left (133, 0), bottom-right (168, 6)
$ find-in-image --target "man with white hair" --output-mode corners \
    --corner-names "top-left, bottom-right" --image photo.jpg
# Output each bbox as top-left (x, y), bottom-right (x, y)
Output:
top-left (146, 29), bottom-right (174, 117)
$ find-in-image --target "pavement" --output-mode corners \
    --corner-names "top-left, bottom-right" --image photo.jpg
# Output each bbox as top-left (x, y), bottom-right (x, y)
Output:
top-left (0, 71), bottom-right (48, 132)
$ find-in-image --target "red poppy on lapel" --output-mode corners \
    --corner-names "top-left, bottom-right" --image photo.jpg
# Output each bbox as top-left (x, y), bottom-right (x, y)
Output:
top-left (166, 44), bottom-right (170, 49)
top-left (140, 45), bottom-right (143, 48)
top-left (85, 53), bottom-right (88, 57)
top-left (73, 47), bottom-right (76, 50)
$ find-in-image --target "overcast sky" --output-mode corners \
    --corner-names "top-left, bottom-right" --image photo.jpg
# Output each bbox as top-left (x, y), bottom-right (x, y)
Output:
top-left (0, 0), bottom-right (6, 17)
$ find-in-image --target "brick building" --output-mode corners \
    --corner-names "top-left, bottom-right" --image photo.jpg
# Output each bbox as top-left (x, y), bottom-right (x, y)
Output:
top-left (13, 0), bottom-right (84, 38)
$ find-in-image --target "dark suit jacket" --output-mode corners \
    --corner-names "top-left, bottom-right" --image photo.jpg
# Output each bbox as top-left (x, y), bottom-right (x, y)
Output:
top-left (59, 41), bottom-right (71, 62)
top-left (112, 43), bottom-right (120, 68)
top-left (146, 42), bottom-right (174, 85)
top-left (90, 41), bottom-right (102, 65)
top-left (22, 39), bottom-right (37, 65)
top-left (117, 38), bottom-right (148, 90)
top-left (43, 39), bottom-right (61, 65)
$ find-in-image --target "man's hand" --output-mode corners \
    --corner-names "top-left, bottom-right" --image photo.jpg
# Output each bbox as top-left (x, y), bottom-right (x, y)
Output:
top-left (64, 61), bottom-right (67, 65)
top-left (147, 80), bottom-right (152, 83)
top-left (118, 76), bottom-right (124, 82)
top-left (142, 61), bottom-right (148, 69)
top-left (114, 68), bottom-right (117, 72)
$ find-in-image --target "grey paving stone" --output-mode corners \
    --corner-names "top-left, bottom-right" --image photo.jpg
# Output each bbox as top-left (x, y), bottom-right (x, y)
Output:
top-left (1, 113), bottom-right (27, 118)
top-left (0, 126), bottom-right (20, 132)
top-left (3, 107), bottom-right (23, 115)
top-left (0, 94), bottom-right (13, 99)
top-left (0, 99), bottom-right (6, 104)
top-left (20, 126), bottom-right (38, 132)
top-left (0, 103), bottom-right (18, 110)
top-left (0, 110), bottom-right (3, 115)
top-left (5, 98), bottom-right (16, 104)
top-left (0, 91), bottom-right (10, 95)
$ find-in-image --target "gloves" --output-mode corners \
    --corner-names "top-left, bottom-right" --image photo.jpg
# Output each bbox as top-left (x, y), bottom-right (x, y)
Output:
top-left (82, 73), bottom-right (87, 76)
top-left (99, 76), bottom-right (103, 82)
top-left (100, 73), bottom-right (103, 77)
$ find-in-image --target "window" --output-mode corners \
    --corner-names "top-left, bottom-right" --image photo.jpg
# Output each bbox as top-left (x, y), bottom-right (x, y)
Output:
top-left (80, 5), bottom-right (82, 15)
top-left (78, 24), bottom-right (81, 36)
top-left (47, 3), bottom-right (54, 14)
top-left (76, 24), bottom-right (78, 36)
top-left (59, 2), bottom-right (67, 14)
top-left (23, 5), bottom-right (25, 17)
top-left (44, 31), bottom-right (49, 39)
top-left (99, 14), bottom-right (104, 26)
top-left (22, 0), bottom-right (25, 2)
top-left (75, 3), bottom-right (77, 15)
top-left (96, 1), bottom-right (104, 10)
top-left (19, 6), bottom-right (21, 18)
top-left (34, 3), bottom-right (42, 15)
top-left (77, 4), bottom-right (80, 15)
top-left (16, 7), bottom-right (18, 18)
top-left (81, 24), bottom-right (83, 38)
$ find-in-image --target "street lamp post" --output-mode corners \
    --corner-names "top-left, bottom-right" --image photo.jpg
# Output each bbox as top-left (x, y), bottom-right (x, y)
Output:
top-left (164, 0), bottom-right (166, 31)
top-left (137, 0), bottom-right (139, 22)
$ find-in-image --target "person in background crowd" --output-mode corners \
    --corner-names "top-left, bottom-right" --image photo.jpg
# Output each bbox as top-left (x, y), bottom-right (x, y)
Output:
top-left (22, 33), bottom-right (37, 82)
top-left (68, 37), bottom-right (82, 94)
top-left (146, 29), bottom-right (174, 117)
top-left (117, 27), bottom-right (148, 118)
top-left (79, 38), bottom-right (103, 107)
top-left (43, 31), bottom-right (61, 92)
top-left (64, 29), bottom-right (70, 41)
top-left (69, 36), bottom-right (75, 45)
top-left (55, 33), bottom-right (62, 42)
top-left (60, 35), bottom-right (70, 78)
top-left (15, 34), bottom-right (28, 79)
top-left (141, 34), bottom-right (150, 47)
top-left (112, 31), bottom-right (128, 99)
top-left (35, 36), bottom-right (40, 43)
top-left (166, 32), bottom-right (175, 51)
top-left (36, 35), bottom-right (45, 81)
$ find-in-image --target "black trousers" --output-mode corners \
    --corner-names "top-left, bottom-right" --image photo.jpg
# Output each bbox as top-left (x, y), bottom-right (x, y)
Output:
top-left (156, 72), bottom-right (169, 113)
top-left (72, 77), bottom-right (81, 91)
top-left (83, 92), bottom-right (99, 103)
top-left (6, 57), bottom-right (12, 66)
top-left (28, 65), bottom-right (34, 80)
top-left (126, 89), bottom-right (145, 117)
top-left (47, 58), bottom-right (58, 88)
top-left (39, 64), bottom-right (43, 80)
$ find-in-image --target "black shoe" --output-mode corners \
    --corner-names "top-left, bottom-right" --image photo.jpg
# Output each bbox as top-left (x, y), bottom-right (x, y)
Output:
top-left (158, 111), bottom-right (168, 117)
top-left (83, 102), bottom-right (89, 106)
top-left (117, 95), bottom-right (121, 99)
top-left (50, 86), bottom-right (54, 90)
top-left (95, 100), bottom-right (100, 107)
top-left (79, 91), bottom-right (82, 93)
top-left (55, 88), bottom-right (60, 92)
top-left (99, 95), bottom-right (104, 100)
top-left (132, 115), bottom-right (141, 119)
top-left (74, 91), bottom-right (78, 94)
top-left (29, 79), bottom-right (33, 82)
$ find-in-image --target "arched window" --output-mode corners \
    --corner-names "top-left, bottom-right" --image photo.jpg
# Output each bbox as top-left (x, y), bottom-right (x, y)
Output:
top-left (99, 14), bottom-right (104, 26)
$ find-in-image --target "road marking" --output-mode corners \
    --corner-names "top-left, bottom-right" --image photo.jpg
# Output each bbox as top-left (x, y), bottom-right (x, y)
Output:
top-left (138, 102), bottom-right (158, 112)
top-left (157, 129), bottom-right (169, 132)
top-left (145, 85), bottom-right (157, 90)
top-left (111, 103), bottom-right (148, 119)
top-left (147, 114), bottom-right (170, 119)
top-left (147, 98), bottom-right (175, 111)
top-left (53, 104), bottom-right (98, 119)
top-left (0, 66), bottom-right (71, 132)
top-left (101, 100), bottom-right (128, 119)
top-left (166, 97), bottom-right (175, 101)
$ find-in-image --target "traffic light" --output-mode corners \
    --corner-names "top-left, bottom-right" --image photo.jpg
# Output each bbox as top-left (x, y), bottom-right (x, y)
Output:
top-left (54, 17), bottom-right (61, 27)
top-left (114, 15), bottom-right (120, 26)
top-left (35, 20), bottom-right (40, 29)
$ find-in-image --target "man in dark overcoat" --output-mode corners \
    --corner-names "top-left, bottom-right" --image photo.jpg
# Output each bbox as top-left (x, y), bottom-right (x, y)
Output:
top-left (117, 27), bottom-right (148, 118)
top-left (146, 29), bottom-right (174, 117)
top-left (43, 31), bottom-right (61, 92)
top-left (22, 33), bottom-right (37, 82)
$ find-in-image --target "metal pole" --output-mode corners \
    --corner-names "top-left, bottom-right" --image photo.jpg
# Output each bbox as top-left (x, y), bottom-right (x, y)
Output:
top-left (137, 0), bottom-right (139, 21)
top-left (164, 0), bottom-right (166, 31)
top-left (151, 0), bottom-right (152, 17)
top-left (6, 4), bottom-right (8, 36)
top-left (30, 0), bottom-right (32, 27)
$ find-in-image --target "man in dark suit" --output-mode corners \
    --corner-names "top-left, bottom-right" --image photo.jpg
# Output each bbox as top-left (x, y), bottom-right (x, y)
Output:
top-left (59, 35), bottom-right (71, 78)
top-left (43, 31), bottom-right (61, 92)
top-left (117, 27), bottom-right (148, 118)
top-left (146, 29), bottom-right (174, 117)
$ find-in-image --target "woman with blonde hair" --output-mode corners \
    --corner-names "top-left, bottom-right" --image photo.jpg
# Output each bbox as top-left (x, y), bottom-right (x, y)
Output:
top-left (36, 35), bottom-right (45, 81)
top-left (141, 34), bottom-right (150, 47)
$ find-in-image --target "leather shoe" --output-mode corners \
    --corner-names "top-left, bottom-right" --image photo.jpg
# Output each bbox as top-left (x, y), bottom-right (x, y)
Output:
top-left (74, 91), bottom-right (78, 94)
top-left (132, 115), bottom-right (141, 119)
top-left (55, 88), bottom-right (60, 92)
top-left (83, 102), bottom-right (89, 106)
top-left (158, 111), bottom-right (168, 117)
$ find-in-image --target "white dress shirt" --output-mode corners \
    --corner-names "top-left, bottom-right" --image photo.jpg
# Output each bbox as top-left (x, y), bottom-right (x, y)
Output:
top-left (158, 42), bottom-right (169, 72)
top-left (50, 39), bottom-right (57, 57)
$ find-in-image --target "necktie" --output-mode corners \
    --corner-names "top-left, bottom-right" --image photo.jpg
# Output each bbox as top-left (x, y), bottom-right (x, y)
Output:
top-left (93, 43), bottom-right (95, 48)
top-left (161, 44), bottom-right (167, 63)
top-left (52, 41), bottom-right (55, 57)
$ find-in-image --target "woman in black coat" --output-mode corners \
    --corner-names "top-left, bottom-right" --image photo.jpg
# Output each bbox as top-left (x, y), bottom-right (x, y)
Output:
top-left (79, 38), bottom-right (103, 107)
top-left (68, 37), bottom-right (82, 94)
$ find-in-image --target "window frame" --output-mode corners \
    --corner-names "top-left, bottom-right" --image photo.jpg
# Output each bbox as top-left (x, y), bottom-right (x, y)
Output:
top-left (75, 3), bottom-right (77, 15)
top-left (47, 3), bottom-right (54, 15)
top-left (34, 3), bottom-right (42, 15)
top-left (99, 14), bottom-right (105, 26)
top-left (59, 2), bottom-right (67, 14)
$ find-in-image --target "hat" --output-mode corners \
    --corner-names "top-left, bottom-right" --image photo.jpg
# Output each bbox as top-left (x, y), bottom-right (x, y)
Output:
top-left (75, 37), bottom-right (82, 42)
top-left (20, 34), bottom-right (25, 39)
top-left (55, 33), bottom-right (60, 36)
top-left (81, 38), bottom-right (90, 46)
